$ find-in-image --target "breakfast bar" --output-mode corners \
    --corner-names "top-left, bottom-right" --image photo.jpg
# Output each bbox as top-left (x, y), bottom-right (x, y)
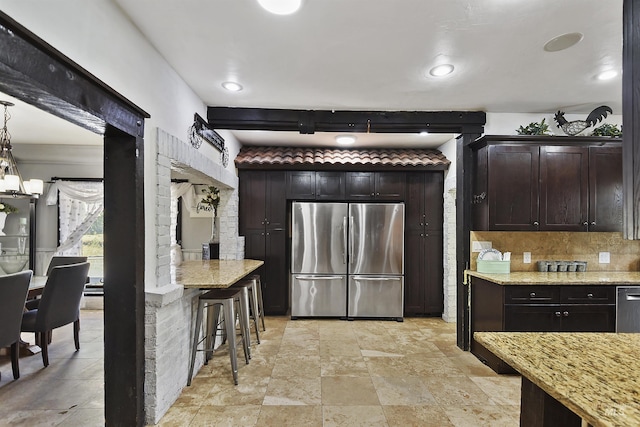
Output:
top-left (173, 259), bottom-right (264, 289)
top-left (475, 332), bottom-right (640, 427)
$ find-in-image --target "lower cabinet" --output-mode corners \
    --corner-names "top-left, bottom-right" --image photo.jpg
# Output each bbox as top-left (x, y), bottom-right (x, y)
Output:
top-left (471, 278), bottom-right (616, 373)
top-left (244, 229), bottom-right (288, 315)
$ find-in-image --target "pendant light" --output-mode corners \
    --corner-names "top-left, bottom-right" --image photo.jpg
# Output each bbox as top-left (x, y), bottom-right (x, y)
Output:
top-left (0, 100), bottom-right (44, 197)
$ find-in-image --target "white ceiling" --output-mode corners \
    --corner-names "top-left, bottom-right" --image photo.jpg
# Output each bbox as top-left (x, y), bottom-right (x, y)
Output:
top-left (1, 0), bottom-right (623, 150)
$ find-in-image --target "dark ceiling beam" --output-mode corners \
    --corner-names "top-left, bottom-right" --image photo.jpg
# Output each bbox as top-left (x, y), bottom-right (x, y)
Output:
top-left (208, 107), bottom-right (486, 135)
top-left (0, 11), bottom-right (149, 137)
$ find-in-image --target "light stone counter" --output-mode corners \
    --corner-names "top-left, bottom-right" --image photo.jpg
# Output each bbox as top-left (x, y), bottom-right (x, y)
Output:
top-left (173, 259), bottom-right (264, 288)
top-left (467, 270), bottom-right (640, 285)
top-left (475, 332), bottom-right (640, 427)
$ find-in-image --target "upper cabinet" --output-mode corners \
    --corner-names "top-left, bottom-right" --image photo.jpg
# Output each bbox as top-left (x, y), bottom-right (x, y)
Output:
top-left (472, 136), bottom-right (622, 232)
top-left (345, 172), bottom-right (406, 200)
top-left (286, 171), bottom-right (346, 200)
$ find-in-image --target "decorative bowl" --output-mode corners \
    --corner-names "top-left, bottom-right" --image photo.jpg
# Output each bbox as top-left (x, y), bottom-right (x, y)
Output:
top-left (0, 256), bottom-right (28, 274)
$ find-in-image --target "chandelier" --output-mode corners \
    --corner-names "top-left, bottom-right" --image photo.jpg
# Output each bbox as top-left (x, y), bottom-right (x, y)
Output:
top-left (0, 100), bottom-right (43, 196)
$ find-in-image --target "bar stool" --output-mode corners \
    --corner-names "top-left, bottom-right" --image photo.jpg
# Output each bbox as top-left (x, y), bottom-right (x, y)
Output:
top-left (187, 288), bottom-right (249, 386)
top-left (231, 280), bottom-right (260, 347)
top-left (249, 274), bottom-right (266, 332)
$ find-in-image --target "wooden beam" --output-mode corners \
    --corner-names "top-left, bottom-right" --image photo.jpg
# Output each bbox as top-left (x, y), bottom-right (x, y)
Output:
top-left (0, 11), bottom-right (148, 137)
top-left (104, 125), bottom-right (146, 426)
top-left (456, 130), bottom-right (481, 350)
top-left (208, 106), bottom-right (486, 134)
top-left (623, 0), bottom-right (640, 239)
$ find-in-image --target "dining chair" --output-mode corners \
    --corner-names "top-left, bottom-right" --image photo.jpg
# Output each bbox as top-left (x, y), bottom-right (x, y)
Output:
top-left (0, 270), bottom-right (33, 380)
top-left (21, 262), bottom-right (91, 367)
top-left (24, 256), bottom-right (89, 312)
top-left (46, 256), bottom-right (88, 276)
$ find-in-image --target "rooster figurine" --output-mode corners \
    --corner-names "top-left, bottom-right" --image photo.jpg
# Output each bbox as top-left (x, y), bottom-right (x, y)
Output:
top-left (554, 105), bottom-right (612, 136)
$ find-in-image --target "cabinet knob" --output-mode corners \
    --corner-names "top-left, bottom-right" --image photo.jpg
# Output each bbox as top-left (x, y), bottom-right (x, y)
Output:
top-left (425, 222), bottom-right (429, 226)
top-left (563, 311), bottom-right (569, 317)
top-left (420, 222), bottom-right (424, 226)
top-left (266, 232), bottom-right (270, 236)
top-left (371, 193), bottom-right (375, 196)
top-left (530, 292), bottom-right (536, 298)
top-left (590, 221), bottom-right (596, 226)
top-left (266, 221), bottom-right (270, 225)
top-left (533, 221), bottom-right (539, 227)
top-left (587, 293), bottom-right (594, 299)
top-left (555, 311), bottom-right (562, 317)
top-left (376, 192), bottom-right (380, 196)
top-left (420, 233), bottom-right (424, 237)
top-left (583, 221), bottom-right (589, 227)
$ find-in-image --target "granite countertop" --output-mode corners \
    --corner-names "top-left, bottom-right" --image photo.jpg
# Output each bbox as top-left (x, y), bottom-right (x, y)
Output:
top-left (173, 259), bottom-right (264, 288)
top-left (474, 332), bottom-right (640, 427)
top-left (466, 270), bottom-right (640, 285)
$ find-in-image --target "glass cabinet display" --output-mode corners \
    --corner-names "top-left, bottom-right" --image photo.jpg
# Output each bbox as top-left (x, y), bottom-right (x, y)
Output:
top-left (0, 196), bottom-right (35, 276)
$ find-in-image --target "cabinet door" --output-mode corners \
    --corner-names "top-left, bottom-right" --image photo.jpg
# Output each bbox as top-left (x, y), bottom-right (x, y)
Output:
top-left (239, 170), bottom-right (267, 233)
top-left (423, 231), bottom-right (443, 314)
top-left (504, 305), bottom-right (562, 332)
top-left (404, 173), bottom-right (425, 234)
top-left (263, 229), bottom-right (288, 315)
top-left (423, 172), bottom-right (443, 231)
top-left (589, 146), bottom-right (623, 232)
top-left (539, 146), bottom-right (589, 231)
top-left (488, 145), bottom-right (540, 230)
top-left (316, 171), bottom-right (345, 200)
top-left (286, 171), bottom-right (316, 200)
top-left (375, 172), bottom-right (406, 200)
top-left (403, 231), bottom-right (425, 315)
top-left (345, 172), bottom-right (375, 199)
top-left (265, 171), bottom-right (286, 230)
top-left (560, 305), bottom-right (615, 332)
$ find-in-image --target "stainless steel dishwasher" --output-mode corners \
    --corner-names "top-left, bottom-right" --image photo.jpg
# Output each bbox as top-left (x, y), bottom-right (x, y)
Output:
top-left (616, 286), bottom-right (640, 332)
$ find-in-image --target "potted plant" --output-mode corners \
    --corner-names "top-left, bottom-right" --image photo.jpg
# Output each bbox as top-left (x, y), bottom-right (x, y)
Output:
top-left (591, 123), bottom-right (622, 137)
top-left (516, 118), bottom-right (551, 135)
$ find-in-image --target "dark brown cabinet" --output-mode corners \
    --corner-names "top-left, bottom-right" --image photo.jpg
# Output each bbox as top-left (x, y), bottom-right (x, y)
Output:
top-left (239, 170), bottom-right (288, 315)
top-left (471, 277), bottom-right (616, 372)
top-left (404, 173), bottom-right (443, 315)
top-left (473, 137), bottom-right (622, 232)
top-left (346, 172), bottom-right (406, 200)
top-left (286, 171), bottom-right (345, 200)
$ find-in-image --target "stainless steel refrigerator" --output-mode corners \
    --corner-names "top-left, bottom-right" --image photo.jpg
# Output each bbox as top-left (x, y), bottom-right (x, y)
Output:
top-left (290, 202), bottom-right (404, 320)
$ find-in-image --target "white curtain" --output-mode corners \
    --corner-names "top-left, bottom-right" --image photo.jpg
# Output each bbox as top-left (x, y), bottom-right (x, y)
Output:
top-left (46, 181), bottom-right (104, 255)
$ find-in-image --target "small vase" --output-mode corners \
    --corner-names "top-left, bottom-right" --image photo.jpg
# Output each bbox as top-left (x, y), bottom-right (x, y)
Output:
top-left (0, 212), bottom-right (7, 236)
top-left (210, 216), bottom-right (220, 243)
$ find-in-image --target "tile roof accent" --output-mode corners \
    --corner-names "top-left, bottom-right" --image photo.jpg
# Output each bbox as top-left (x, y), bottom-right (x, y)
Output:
top-left (235, 146), bottom-right (450, 169)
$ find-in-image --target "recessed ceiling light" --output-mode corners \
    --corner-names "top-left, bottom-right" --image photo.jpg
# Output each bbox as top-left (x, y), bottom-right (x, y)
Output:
top-left (257, 0), bottom-right (303, 15)
top-left (596, 70), bottom-right (618, 80)
top-left (335, 135), bottom-right (356, 145)
top-left (429, 64), bottom-right (454, 77)
top-left (543, 32), bottom-right (583, 52)
top-left (222, 81), bottom-right (243, 92)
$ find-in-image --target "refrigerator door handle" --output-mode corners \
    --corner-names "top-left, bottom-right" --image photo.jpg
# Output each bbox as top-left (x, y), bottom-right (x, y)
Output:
top-left (294, 275), bottom-right (344, 280)
top-left (351, 276), bottom-right (400, 281)
top-left (349, 216), bottom-right (354, 265)
top-left (343, 216), bottom-right (348, 265)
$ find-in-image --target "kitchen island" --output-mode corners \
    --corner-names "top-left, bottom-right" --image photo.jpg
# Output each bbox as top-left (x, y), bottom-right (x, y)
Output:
top-left (467, 270), bottom-right (640, 373)
top-left (475, 332), bottom-right (640, 427)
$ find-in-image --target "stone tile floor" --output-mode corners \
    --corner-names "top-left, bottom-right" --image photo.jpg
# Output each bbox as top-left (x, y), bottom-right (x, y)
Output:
top-left (162, 316), bottom-right (522, 426)
top-left (0, 311), bottom-right (522, 426)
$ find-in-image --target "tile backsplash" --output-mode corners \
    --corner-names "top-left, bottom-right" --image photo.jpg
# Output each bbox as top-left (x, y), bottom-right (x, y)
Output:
top-left (470, 231), bottom-right (640, 272)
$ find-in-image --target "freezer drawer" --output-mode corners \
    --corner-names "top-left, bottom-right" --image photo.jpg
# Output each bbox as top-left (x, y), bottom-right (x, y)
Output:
top-left (348, 276), bottom-right (403, 319)
top-left (616, 286), bottom-right (640, 332)
top-left (291, 274), bottom-right (347, 317)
